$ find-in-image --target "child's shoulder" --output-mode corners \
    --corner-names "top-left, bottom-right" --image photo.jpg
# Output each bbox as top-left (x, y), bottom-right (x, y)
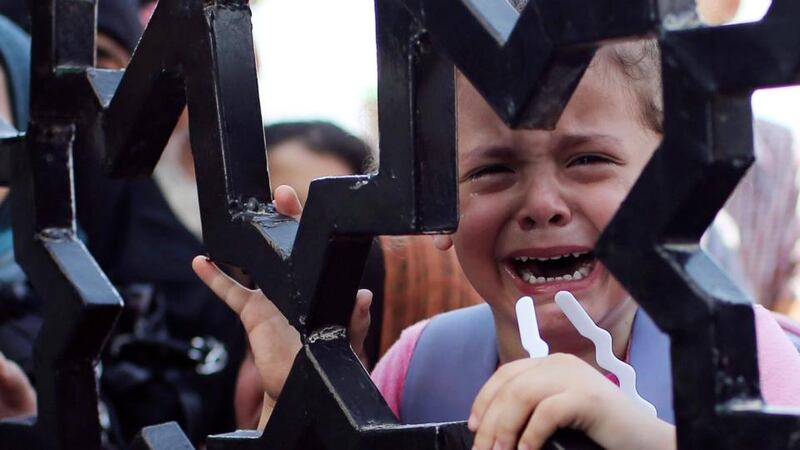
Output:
top-left (753, 304), bottom-right (800, 406)
top-left (370, 318), bottom-right (430, 418)
top-left (375, 303), bottom-right (494, 380)
top-left (371, 304), bottom-right (495, 421)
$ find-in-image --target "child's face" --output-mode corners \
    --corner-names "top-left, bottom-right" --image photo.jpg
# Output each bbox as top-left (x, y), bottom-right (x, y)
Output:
top-left (452, 54), bottom-right (660, 345)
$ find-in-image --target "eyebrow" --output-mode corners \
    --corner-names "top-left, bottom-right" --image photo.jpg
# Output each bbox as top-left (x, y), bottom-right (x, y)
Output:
top-left (461, 132), bottom-right (622, 164)
top-left (555, 133), bottom-right (623, 149)
top-left (460, 145), bottom-right (516, 166)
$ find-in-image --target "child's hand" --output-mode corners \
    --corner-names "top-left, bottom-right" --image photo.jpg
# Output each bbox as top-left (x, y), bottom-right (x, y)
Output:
top-left (468, 354), bottom-right (675, 450)
top-left (0, 352), bottom-right (36, 420)
top-left (193, 185), bottom-right (372, 416)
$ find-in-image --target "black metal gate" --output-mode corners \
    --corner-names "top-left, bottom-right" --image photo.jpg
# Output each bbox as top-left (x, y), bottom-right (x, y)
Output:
top-left (0, 0), bottom-right (799, 449)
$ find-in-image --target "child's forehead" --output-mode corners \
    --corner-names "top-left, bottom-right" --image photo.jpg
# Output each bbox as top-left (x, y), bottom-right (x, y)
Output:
top-left (455, 53), bottom-right (640, 148)
top-left (455, 48), bottom-right (623, 109)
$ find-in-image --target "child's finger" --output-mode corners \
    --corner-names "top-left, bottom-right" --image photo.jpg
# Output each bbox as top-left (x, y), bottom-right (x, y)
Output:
top-left (431, 234), bottom-right (453, 251)
top-left (472, 366), bottom-right (566, 450)
top-left (348, 289), bottom-right (372, 358)
top-left (274, 185), bottom-right (302, 220)
top-left (0, 352), bottom-right (36, 415)
top-left (518, 391), bottom-right (587, 450)
top-left (476, 378), bottom-right (554, 450)
top-left (237, 287), bottom-right (289, 335)
top-left (192, 257), bottom-right (303, 402)
top-left (192, 256), bottom-right (254, 314)
top-left (468, 359), bottom-right (538, 430)
top-left (248, 320), bottom-right (301, 398)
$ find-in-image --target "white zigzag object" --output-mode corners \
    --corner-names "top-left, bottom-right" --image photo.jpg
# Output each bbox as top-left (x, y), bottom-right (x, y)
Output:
top-left (554, 291), bottom-right (657, 416)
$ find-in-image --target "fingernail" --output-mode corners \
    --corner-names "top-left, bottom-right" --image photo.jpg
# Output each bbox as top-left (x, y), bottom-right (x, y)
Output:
top-left (467, 413), bottom-right (477, 430)
top-left (518, 444), bottom-right (530, 450)
top-left (492, 441), bottom-right (504, 450)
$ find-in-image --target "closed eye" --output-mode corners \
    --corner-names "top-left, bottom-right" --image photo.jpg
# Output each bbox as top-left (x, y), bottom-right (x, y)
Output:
top-left (567, 154), bottom-right (616, 167)
top-left (465, 164), bottom-right (514, 181)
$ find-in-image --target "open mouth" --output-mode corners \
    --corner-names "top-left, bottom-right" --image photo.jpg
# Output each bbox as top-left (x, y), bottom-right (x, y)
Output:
top-left (511, 251), bottom-right (597, 285)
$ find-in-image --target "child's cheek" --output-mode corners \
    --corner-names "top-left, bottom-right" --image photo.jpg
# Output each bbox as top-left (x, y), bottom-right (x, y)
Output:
top-left (455, 190), bottom-right (508, 250)
top-left (585, 183), bottom-right (631, 234)
top-left (452, 191), bottom-right (510, 292)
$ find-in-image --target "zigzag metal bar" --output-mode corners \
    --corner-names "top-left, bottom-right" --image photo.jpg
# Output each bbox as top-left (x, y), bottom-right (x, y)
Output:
top-left (102, 0), bottom-right (460, 332)
top-left (130, 422), bottom-right (195, 450)
top-left (596, 0), bottom-right (800, 448)
top-left (395, 0), bottom-right (689, 128)
top-left (0, 0), bottom-right (124, 448)
top-left (208, 0), bottom-right (473, 447)
top-left (0, 120), bottom-right (122, 448)
top-left (207, 0), bottom-right (595, 447)
top-left (206, 0), bottom-right (597, 447)
top-left (8, 147), bottom-right (121, 450)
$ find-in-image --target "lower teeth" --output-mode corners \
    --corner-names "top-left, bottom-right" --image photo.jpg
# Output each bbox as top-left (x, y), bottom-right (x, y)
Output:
top-left (521, 263), bottom-right (593, 285)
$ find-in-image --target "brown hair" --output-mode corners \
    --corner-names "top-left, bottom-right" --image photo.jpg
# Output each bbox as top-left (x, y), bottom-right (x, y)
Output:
top-left (507, 0), bottom-right (663, 134)
top-left (605, 40), bottom-right (664, 134)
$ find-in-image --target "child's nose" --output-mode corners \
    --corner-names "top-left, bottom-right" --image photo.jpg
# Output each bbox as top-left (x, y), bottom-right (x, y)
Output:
top-left (517, 185), bottom-right (571, 230)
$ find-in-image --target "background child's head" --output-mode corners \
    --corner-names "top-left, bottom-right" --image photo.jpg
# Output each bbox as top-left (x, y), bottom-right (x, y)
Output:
top-left (441, 40), bottom-right (664, 358)
top-left (265, 121), bottom-right (374, 205)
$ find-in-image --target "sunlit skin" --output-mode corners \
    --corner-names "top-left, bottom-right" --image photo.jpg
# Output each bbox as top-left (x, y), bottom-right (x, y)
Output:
top-left (439, 49), bottom-right (662, 368)
top-left (234, 351), bottom-right (264, 430)
top-left (697, 0), bottom-right (740, 24)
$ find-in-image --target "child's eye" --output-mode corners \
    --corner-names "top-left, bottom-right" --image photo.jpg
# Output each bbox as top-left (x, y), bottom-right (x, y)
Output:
top-left (568, 154), bottom-right (614, 167)
top-left (466, 164), bottom-right (513, 180)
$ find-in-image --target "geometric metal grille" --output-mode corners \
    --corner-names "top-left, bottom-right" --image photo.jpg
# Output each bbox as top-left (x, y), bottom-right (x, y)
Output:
top-left (0, 0), bottom-right (799, 449)
top-left (598, 0), bottom-right (800, 448)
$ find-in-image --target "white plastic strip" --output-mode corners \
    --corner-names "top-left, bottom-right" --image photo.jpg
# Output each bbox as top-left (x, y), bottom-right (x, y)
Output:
top-left (515, 296), bottom-right (549, 358)
top-left (554, 291), bottom-right (657, 416)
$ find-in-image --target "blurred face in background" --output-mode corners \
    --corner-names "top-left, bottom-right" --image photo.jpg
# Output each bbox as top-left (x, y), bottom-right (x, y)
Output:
top-left (96, 33), bottom-right (132, 70)
top-left (267, 139), bottom-right (354, 205)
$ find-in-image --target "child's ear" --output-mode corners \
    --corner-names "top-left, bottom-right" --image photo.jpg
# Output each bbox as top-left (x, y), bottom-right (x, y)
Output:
top-left (432, 234), bottom-right (453, 251)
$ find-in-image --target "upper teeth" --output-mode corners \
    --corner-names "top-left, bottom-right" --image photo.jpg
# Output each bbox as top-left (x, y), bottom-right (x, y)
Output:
top-left (515, 252), bottom-right (586, 262)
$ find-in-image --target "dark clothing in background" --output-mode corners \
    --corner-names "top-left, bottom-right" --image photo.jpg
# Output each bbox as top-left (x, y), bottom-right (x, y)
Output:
top-left (73, 151), bottom-right (246, 445)
top-left (0, 0), bottom-right (142, 54)
top-left (0, 14), bottom-right (40, 381)
top-left (0, 14), bottom-right (28, 128)
top-left (0, 8), bottom-right (245, 446)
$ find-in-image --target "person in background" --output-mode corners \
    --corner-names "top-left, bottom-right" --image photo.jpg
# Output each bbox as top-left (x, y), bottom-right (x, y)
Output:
top-left (723, 123), bottom-right (800, 312)
top-left (0, 0), bottom-right (247, 446)
top-left (265, 121), bottom-right (373, 204)
top-left (695, 0), bottom-right (800, 315)
top-left (0, 12), bottom-right (36, 423)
